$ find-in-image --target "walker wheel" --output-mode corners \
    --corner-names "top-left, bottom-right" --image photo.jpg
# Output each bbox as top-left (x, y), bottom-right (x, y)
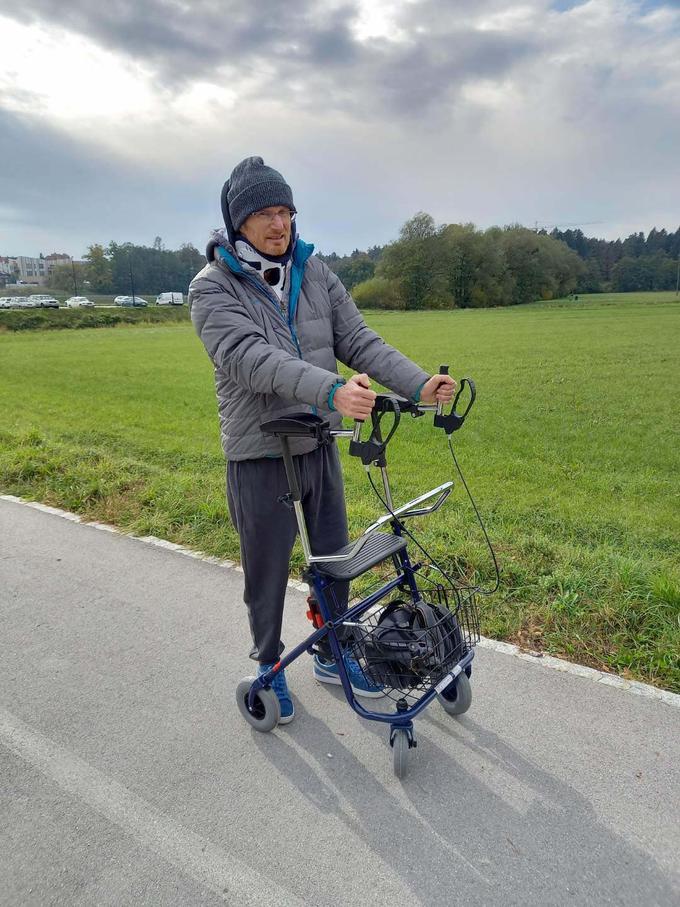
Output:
top-left (392, 728), bottom-right (412, 779)
top-left (437, 671), bottom-right (472, 716)
top-left (236, 676), bottom-right (280, 732)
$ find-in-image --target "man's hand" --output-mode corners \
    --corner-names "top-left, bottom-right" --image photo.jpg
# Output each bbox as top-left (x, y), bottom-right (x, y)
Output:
top-left (333, 373), bottom-right (377, 420)
top-left (419, 373), bottom-right (457, 405)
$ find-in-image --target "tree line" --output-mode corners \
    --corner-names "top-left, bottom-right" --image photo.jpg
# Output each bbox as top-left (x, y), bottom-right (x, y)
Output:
top-left (320, 214), bottom-right (584, 309)
top-left (549, 226), bottom-right (680, 293)
top-left (318, 217), bottom-right (679, 309)
top-left (49, 220), bottom-right (679, 308)
top-left (48, 238), bottom-right (205, 295)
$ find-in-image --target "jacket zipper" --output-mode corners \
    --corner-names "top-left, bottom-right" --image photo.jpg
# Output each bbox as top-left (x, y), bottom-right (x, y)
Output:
top-left (240, 270), bottom-right (303, 358)
top-left (216, 244), bottom-right (308, 361)
top-left (242, 270), bottom-right (317, 413)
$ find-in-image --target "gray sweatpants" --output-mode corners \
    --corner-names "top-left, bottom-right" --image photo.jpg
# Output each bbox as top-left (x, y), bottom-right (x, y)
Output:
top-left (226, 441), bottom-right (350, 664)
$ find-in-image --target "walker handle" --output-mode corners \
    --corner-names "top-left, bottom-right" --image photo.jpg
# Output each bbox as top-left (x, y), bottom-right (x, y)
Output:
top-left (436, 365), bottom-right (449, 417)
top-left (434, 376), bottom-right (476, 434)
top-left (349, 401), bottom-right (401, 465)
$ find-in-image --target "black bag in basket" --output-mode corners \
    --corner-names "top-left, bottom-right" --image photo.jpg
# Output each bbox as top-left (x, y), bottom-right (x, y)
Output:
top-left (363, 599), bottom-right (465, 690)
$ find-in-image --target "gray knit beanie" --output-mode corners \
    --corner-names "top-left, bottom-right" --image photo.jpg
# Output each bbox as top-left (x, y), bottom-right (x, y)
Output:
top-left (221, 156), bottom-right (296, 242)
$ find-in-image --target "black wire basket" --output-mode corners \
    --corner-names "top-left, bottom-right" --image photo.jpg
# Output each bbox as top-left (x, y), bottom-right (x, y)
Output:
top-left (344, 568), bottom-right (481, 704)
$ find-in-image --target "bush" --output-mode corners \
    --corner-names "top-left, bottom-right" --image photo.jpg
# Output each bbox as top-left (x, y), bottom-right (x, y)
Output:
top-left (0, 307), bottom-right (190, 332)
top-left (351, 276), bottom-right (405, 310)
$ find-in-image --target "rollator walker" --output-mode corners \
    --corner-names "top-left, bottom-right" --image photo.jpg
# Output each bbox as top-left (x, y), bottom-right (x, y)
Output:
top-left (236, 366), bottom-right (482, 778)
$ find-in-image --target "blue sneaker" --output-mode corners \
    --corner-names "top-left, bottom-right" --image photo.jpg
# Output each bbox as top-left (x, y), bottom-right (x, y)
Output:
top-left (258, 663), bottom-right (294, 724)
top-left (313, 653), bottom-right (385, 699)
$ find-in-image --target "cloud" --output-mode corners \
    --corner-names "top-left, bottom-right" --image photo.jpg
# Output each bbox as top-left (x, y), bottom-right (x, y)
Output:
top-left (0, 1), bottom-right (679, 255)
top-left (0, 1), bottom-right (351, 86)
top-left (0, 106), bottom-right (213, 255)
top-left (0, 0), bottom-right (537, 117)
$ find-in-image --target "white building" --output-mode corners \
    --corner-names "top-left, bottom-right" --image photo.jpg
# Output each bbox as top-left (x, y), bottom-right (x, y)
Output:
top-left (15, 256), bottom-right (48, 285)
top-left (44, 253), bottom-right (71, 270)
top-left (0, 258), bottom-right (13, 285)
top-left (0, 253), bottom-right (79, 286)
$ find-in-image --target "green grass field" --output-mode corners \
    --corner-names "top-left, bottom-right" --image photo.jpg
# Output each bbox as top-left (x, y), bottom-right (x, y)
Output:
top-left (1, 292), bottom-right (678, 690)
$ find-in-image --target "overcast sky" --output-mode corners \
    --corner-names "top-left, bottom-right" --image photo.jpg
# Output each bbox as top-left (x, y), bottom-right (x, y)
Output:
top-left (1, 0), bottom-right (678, 258)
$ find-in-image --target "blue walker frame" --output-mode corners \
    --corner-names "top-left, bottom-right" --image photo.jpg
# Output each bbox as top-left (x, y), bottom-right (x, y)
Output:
top-left (249, 540), bottom-right (475, 746)
top-left (246, 380), bottom-right (478, 750)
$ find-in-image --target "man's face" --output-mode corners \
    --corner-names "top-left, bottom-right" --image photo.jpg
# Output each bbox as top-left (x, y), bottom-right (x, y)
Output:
top-left (240, 206), bottom-right (293, 256)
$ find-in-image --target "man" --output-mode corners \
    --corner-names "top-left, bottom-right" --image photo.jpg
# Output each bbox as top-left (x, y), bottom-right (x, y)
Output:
top-left (190, 156), bottom-right (455, 723)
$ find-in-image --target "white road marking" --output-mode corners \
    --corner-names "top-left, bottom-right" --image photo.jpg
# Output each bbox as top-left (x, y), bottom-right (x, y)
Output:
top-left (0, 705), bottom-right (306, 906)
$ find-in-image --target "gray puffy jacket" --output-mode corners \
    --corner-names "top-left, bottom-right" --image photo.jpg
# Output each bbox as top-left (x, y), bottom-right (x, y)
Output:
top-left (189, 233), bottom-right (430, 460)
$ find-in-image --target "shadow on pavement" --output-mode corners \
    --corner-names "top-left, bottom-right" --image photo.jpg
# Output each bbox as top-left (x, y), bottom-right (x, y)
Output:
top-left (251, 690), bottom-right (677, 907)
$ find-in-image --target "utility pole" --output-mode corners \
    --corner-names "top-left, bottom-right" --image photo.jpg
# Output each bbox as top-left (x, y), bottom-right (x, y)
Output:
top-left (129, 256), bottom-right (136, 301)
top-left (71, 257), bottom-right (78, 296)
top-left (676, 254), bottom-right (680, 297)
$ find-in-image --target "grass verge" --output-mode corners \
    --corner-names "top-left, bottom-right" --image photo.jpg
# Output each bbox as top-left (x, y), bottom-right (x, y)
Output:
top-left (1, 293), bottom-right (678, 691)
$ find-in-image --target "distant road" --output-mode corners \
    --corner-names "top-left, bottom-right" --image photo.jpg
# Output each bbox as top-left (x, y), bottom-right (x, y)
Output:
top-left (1, 497), bottom-right (678, 906)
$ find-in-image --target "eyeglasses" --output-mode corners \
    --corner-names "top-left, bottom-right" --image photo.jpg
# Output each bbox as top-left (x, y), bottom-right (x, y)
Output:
top-left (252, 208), bottom-right (295, 225)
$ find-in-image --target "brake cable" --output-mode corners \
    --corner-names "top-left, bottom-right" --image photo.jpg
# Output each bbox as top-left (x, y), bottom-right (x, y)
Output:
top-left (360, 378), bottom-right (500, 597)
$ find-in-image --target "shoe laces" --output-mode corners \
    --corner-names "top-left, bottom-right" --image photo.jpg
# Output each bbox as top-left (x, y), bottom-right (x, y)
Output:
top-left (269, 668), bottom-right (290, 699)
top-left (343, 654), bottom-right (364, 680)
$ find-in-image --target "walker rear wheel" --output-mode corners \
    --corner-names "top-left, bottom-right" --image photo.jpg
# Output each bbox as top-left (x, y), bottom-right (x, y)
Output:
top-left (236, 677), bottom-right (280, 732)
top-left (437, 671), bottom-right (472, 716)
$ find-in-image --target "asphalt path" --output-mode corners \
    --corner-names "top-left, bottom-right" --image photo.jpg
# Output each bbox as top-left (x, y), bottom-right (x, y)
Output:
top-left (1, 498), bottom-right (678, 906)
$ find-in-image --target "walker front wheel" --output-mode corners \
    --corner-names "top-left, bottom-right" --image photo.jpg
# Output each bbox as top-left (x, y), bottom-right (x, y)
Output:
top-left (392, 728), bottom-right (412, 779)
top-left (437, 671), bottom-right (472, 716)
top-left (236, 677), bottom-right (280, 732)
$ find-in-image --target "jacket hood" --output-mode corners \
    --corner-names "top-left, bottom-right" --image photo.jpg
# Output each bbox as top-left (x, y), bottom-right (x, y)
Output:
top-left (206, 227), bottom-right (232, 263)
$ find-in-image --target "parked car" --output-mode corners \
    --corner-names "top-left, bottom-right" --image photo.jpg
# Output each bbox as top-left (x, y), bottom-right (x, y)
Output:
top-left (11, 298), bottom-right (37, 308)
top-left (65, 296), bottom-right (95, 308)
top-left (29, 294), bottom-right (60, 308)
top-left (114, 295), bottom-right (147, 307)
top-left (156, 292), bottom-right (184, 306)
top-left (0, 297), bottom-right (14, 309)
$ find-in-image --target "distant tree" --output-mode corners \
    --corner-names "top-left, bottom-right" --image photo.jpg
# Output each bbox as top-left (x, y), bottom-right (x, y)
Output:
top-left (611, 257), bottom-right (651, 291)
top-left (107, 242), bottom-right (138, 294)
top-left (398, 211), bottom-right (438, 242)
top-left (352, 276), bottom-right (405, 309)
top-left (176, 243), bottom-right (205, 290)
top-left (440, 223), bottom-right (509, 308)
top-left (378, 212), bottom-right (451, 309)
top-left (575, 257), bottom-right (603, 293)
top-left (84, 244), bottom-right (113, 293)
top-left (48, 262), bottom-right (86, 293)
top-left (612, 253), bottom-right (677, 292)
top-left (501, 227), bottom-right (583, 304)
top-left (646, 228), bottom-right (667, 256)
top-left (333, 253), bottom-right (375, 290)
top-left (668, 227), bottom-right (680, 259)
top-left (621, 232), bottom-right (646, 259)
top-left (105, 240), bottom-right (204, 294)
top-left (551, 228), bottom-right (592, 260)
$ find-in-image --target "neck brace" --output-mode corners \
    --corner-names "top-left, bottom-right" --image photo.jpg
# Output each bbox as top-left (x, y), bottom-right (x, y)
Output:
top-left (234, 238), bottom-right (289, 299)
